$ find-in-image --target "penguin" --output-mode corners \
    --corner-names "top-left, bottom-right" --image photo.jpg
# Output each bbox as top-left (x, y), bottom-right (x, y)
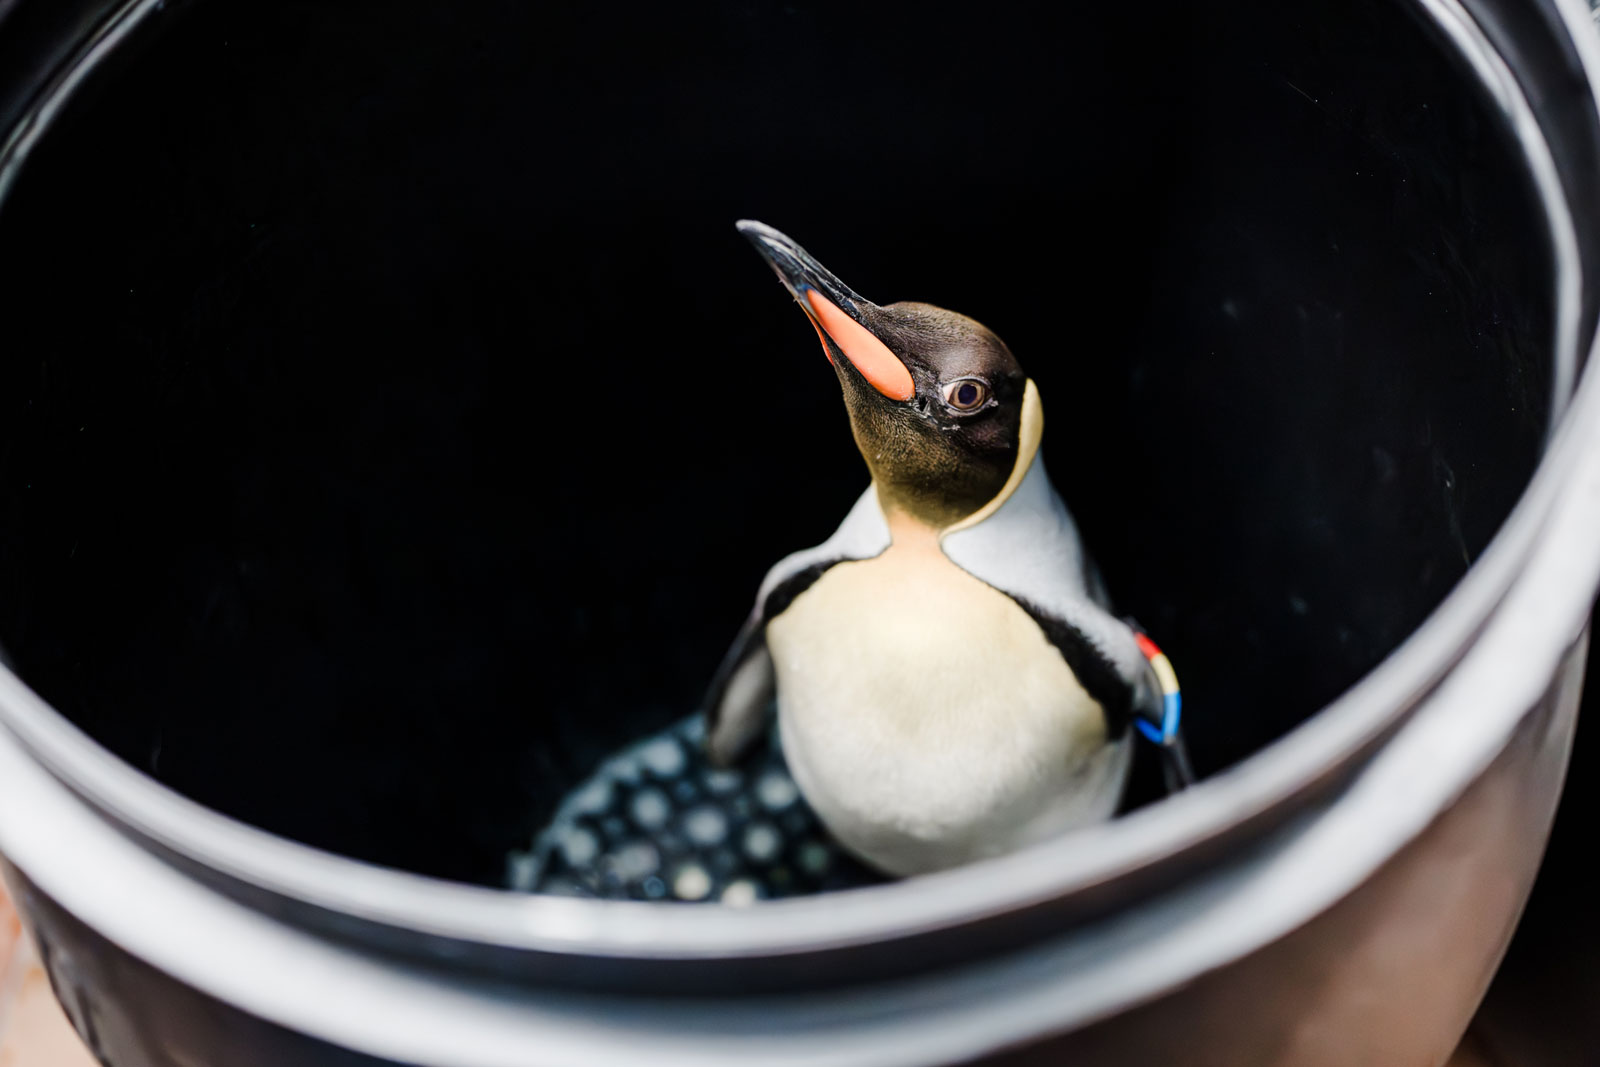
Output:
top-left (701, 221), bottom-right (1181, 878)
top-left (505, 223), bottom-right (1189, 901)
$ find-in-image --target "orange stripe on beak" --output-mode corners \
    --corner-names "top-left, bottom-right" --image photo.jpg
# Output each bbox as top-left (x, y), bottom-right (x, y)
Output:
top-left (804, 289), bottom-right (914, 401)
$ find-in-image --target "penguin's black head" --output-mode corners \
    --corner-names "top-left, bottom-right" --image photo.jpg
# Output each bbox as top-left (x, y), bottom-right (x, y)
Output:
top-left (738, 221), bottom-right (1027, 528)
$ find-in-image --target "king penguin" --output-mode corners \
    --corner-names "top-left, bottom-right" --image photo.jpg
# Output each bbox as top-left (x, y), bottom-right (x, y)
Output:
top-left (703, 221), bottom-right (1168, 878)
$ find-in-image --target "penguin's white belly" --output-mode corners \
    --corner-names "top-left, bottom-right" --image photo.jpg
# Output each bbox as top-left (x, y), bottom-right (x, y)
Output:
top-left (766, 546), bottom-right (1129, 877)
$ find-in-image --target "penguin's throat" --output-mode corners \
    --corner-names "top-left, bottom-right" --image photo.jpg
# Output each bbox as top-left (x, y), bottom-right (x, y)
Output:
top-left (847, 411), bottom-right (1011, 530)
top-left (860, 445), bottom-right (1010, 529)
top-left (867, 457), bottom-right (1014, 533)
top-left (881, 504), bottom-right (946, 553)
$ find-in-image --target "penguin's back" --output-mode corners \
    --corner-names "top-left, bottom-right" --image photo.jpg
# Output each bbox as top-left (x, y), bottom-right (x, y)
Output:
top-left (766, 540), bottom-right (1129, 877)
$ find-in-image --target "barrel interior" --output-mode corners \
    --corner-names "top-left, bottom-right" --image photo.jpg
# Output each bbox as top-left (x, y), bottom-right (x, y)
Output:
top-left (0, 0), bottom-right (1556, 887)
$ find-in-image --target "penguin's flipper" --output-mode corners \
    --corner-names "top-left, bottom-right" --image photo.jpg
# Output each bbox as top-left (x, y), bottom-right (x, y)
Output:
top-left (704, 484), bottom-right (892, 764)
top-left (704, 611), bottom-right (776, 765)
top-left (941, 443), bottom-right (1161, 738)
top-left (1007, 593), bottom-right (1159, 739)
top-left (1122, 623), bottom-right (1194, 793)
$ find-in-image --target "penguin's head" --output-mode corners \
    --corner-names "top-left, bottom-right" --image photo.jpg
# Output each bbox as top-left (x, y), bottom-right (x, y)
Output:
top-left (738, 221), bottom-right (1028, 529)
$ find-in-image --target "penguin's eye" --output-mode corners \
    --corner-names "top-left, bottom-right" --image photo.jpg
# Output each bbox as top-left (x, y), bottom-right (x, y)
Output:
top-left (943, 378), bottom-right (990, 412)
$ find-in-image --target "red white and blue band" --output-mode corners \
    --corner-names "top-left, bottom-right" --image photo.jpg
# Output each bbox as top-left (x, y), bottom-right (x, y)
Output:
top-left (1133, 631), bottom-right (1182, 747)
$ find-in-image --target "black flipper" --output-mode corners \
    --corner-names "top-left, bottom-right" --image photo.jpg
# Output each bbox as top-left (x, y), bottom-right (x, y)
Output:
top-left (703, 487), bottom-right (892, 764)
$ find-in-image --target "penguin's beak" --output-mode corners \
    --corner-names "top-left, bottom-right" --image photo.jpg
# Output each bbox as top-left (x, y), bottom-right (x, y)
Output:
top-left (736, 220), bottom-right (915, 402)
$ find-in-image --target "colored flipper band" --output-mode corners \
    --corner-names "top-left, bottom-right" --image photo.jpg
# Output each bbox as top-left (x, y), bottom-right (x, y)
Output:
top-left (1133, 631), bottom-right (1182, 747)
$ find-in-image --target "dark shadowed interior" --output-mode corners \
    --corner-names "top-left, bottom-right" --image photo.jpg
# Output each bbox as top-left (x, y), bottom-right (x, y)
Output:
top-left (0, 0), bottom-right (1555, 887)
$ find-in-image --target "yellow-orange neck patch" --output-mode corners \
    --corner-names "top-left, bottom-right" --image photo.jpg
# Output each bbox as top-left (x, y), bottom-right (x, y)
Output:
top-left (941, 378), bottom-right (1043, 537)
